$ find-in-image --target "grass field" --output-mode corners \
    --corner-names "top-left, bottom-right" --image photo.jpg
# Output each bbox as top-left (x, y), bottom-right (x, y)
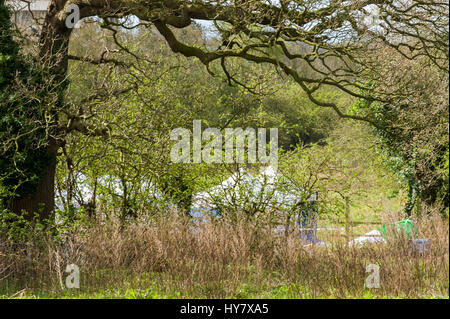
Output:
top-left (1, 211), bottom-right (448, 299)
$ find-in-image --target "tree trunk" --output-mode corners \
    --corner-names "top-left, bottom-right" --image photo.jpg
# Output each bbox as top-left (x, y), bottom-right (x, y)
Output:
top-left (10, 149), bottom-right (57, 221)
top-left (345, 197), bottom-right (351, 243)
top-left (10, 0), bottom-right (72, 221)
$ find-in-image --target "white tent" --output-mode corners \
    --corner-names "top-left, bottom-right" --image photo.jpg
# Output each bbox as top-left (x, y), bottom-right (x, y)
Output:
top-left (55, 173), bottom-right (168, 211)
top-left (192, 168), bottom-right (257, 210)
top-left (255, 166), bottom-right (311, 210)
top-left (191, 166), bottom-right (310, 212)
top-left (190, 166), bottom-right (324, 245)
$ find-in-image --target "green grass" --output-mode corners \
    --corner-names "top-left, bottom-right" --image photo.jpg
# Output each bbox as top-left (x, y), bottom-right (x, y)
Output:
top-left (3, 279), bottom-right (448, 299)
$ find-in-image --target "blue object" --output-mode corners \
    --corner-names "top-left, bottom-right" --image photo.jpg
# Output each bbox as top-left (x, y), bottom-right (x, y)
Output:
top-left (410, 238), bottom-right (430, 254)
top-left (298, 201), bottom-right (318, 244)
top-left (189, 208), bottom-right (221, 221)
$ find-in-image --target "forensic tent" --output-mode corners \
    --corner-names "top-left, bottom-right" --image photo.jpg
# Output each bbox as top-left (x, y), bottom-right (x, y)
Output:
top-left (190, 168), bottom-right (259, 220)
top-left (191, 167), bottom-right (304, 212)
top-left (190, 167), bottom-right (322, 244)
top-left (55, 174), bottom-right (169, 212)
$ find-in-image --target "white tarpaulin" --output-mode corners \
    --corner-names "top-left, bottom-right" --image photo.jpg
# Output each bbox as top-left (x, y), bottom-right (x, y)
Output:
top-left (348, 229), bottom-right (387, 247)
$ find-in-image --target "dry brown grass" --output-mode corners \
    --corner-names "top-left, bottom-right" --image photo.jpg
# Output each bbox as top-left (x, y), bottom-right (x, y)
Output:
top-left (0, 211), bottom-right (448, 298)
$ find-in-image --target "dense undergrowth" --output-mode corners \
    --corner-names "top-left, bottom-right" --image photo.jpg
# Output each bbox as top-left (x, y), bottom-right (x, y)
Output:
top-left (1, 211), bottom-right (448, 299)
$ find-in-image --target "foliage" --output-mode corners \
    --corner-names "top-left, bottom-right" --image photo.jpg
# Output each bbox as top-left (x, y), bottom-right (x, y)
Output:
top-left (279, 121), bottom-right (399, 220)
top-left (352, 50), bottom-right (449, 216)
top-left (0, 0), bottom-right (55, 208)
top-left (52, 23), bottom-right (342, 221)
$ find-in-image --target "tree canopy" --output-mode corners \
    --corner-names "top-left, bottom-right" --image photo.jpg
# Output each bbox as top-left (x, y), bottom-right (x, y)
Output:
top-left (1, 0), bottom-right (448, 218)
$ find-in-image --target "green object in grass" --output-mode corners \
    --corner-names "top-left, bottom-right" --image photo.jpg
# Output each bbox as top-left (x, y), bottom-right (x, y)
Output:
top-left (378, 219), bottom-right (418, 239)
